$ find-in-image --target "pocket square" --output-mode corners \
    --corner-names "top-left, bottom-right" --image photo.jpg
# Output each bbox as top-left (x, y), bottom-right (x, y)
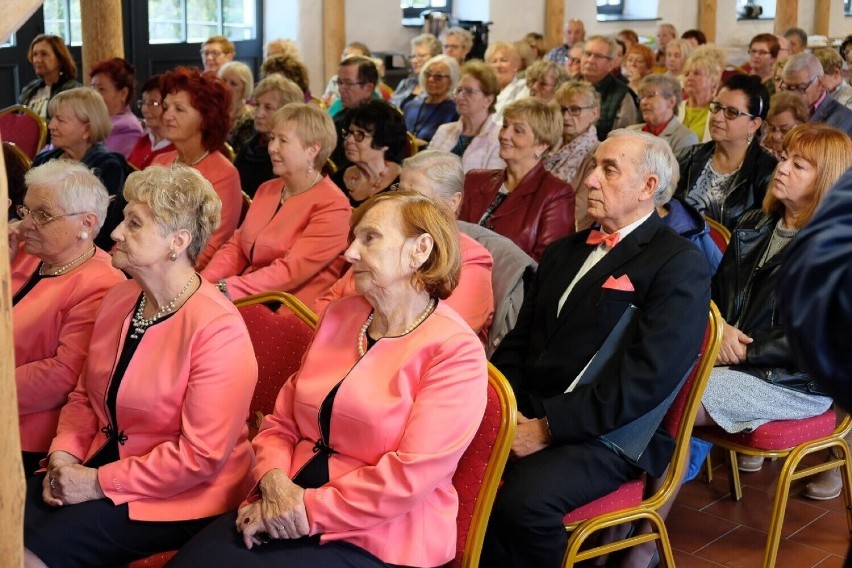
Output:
top-left (602, 275), bottom-right (634, 292)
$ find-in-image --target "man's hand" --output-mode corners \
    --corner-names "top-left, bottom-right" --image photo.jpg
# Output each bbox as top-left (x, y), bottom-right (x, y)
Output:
top-left (511, 412), bottom-right (552, 459)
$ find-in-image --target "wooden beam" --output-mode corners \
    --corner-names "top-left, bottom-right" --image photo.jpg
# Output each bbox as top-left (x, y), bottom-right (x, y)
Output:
top-left (80, 0), bottom-right (124, 80)
top-left (544, 0), bottom-right (564, 52)
top-left (323, 0), bottom-right (345, 92)
top-left (814, 0), bottom-right (831, 37)
top-left (0, 137), bottom-right (24, 568)
top-left (698, 0), bottom-right (717, 44)
top-left (774, 0), bottom-right (799, 36)
top-left (0, 0), bottom-right (43, 44)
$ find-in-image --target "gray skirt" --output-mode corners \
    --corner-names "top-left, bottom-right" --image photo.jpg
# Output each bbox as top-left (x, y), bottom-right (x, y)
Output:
top-left (702, 367), bottom-right (833, 433)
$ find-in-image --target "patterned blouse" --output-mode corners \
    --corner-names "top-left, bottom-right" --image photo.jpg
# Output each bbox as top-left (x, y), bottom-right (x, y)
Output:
top-left (543, 126), bottom-right (599, 186)
top-left (685, 159), bottom-right (737, 220)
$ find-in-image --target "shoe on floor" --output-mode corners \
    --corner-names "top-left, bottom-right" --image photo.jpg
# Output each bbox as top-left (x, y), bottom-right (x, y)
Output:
top-left (803, 467), bottom-right (842, 500)
top-left (737, 454), bottom-right (764, 472)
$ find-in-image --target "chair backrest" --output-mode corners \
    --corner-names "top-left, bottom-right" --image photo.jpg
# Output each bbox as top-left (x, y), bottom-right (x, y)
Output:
top-left (4, 141), bottom-right (32, 213)
top-left (704, 215), bottom-right (731, 254)
top-left (451, 363), bottom-right (517, 568)
top-left (405, 131), bottom-right (419, 157)
top-left (646, 302), bottom-right (723, 511)
top-left (458, 221), bottom-right (537, 358)
top-left (234, 292), bottom-right (317, 435)
top-left (0, 105), bottom-right (48, 159)
top-left (239, 191), bottom-right (252, 225)
top-left (322, 157), bottom-right (338, 176)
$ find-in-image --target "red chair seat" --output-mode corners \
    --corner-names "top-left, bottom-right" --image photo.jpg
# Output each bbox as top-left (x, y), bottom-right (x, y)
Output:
top-left (562, 478), bottom-right (645, 524)
top-left (129, 550), bottom-right (176, 567)
top-left (695, 409), bottom-right (836, 451)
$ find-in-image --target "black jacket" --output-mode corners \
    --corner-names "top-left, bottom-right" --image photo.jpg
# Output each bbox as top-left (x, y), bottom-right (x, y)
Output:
top-left (676, 139), bottom-right (777, 230)
top-left (18, 76), bottom-right (82, 121)
top-left (712, 210), bottom-right (824, 395)
top-left (234, 132), bottom-right (274, 199)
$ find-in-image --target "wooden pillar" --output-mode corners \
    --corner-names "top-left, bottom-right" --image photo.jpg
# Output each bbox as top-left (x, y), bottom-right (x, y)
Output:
top-left (544, 0), bottom-right (564, 52)
top-left (814, 0), bottom-right (831, 37)
top-left (0, 138), bottom-right (24, 568)
top-left (323, 0), bottom-right (345, 89)
top-left (80, 0), bottom-right (124, 80)
top-left (698, 0), bottom-right (716, 44)
top-left (774, 0), bottom-right (798, 35)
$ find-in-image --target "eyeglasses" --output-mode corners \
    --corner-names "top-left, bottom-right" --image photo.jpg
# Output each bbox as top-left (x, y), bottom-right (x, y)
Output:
top-left (410, 52), bottom-right (429, 60)
top-left (453, 86), bottom-right (483, 97)
top-left (567, 57), bottom-right (582, 65)
top-left (16, 205), bottom-right (85, 226)
top-left (526, 78), bottom-right (555, 89)
top-left (765, 124), bottom-right (794, 137)
top-left (200, 49), bottom-right (224, 58)
top-left (444, 44), bottom-right (463, 51)
top-left (561, 104), bottom-right (595, 116)
top-left (583, 50), bottom-right (613, 61)
top-left (708, 101), bottom-right (755, 120)
top-left (780, 76), bottom-right (818, 94)
top-left (337, 79), bottom-right (366, 89)
top-left (424, 72), bottom-right (450, 81)
top-left (136, 99), bottom-right (162, 111)
top-left (341, 128), bottom-right (372, 142)
top-left (638, 91), bottom-right (667, 101)
top-left (748, 48), bottom-right (772, 57)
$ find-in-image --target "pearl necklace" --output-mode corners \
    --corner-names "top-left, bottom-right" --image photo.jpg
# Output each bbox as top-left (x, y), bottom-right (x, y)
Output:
top-left (39, 246), bottom-right (96, 276)
top-left (130, 274), bottom-right (197, 339)
top-left (176, 150), bottom-right (210, 167)
top-left (357, 298), bottom-right (436, 357)
top-left (281, 172), bottom-right (323, 204)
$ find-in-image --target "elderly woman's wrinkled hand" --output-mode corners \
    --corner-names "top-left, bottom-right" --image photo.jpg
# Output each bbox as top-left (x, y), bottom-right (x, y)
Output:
top-left (717, 321), bottom-right (753, 366)
top-left (47, 464), bottom-right (105, 506)
top-left (41, 451), bottom-right (82, 506)
top-left (236, 500), bottom-right (268, 549)
top-left (258, 469), bottom-right (309, 540)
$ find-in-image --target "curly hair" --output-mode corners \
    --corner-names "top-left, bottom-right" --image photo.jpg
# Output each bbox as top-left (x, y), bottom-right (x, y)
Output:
top-left (260, 55), bottom-right (310, 93)
top-left (343, 99), bottom-right (408, 164)
top-left (90, 57), bottom-right (136, 106)
top-left (160, 66), bottom-right (232, 152)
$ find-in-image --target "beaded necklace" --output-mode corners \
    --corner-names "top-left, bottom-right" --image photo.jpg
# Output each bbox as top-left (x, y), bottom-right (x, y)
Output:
top-left (357, 298), bottom-right (437, 357)
top-left (39, 246), bottom-right (96, 276)
top-left (130, 273), bottom-right (197, 339)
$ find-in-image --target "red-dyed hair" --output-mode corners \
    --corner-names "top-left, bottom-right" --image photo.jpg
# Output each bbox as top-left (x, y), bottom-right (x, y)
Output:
top-left (89, 57), bottom-right (136, 106)
top-left (160, 66), bottom-right (232, 152)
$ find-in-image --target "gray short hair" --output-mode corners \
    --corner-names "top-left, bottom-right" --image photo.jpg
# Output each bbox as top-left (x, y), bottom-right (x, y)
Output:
top-left (606, 129), bottom-right (679, 206)
top-left (402, 150), bottom-right (464, 204)
top-left (24, 160), bottom-right (110, 236)
top-left (122, 164), bottom-right (222, 264)
top-left (411, 33), bottom-right (442, 56)
top-left (419, 54), bottom-right (460, 92)
top-left (441, 27), bottom-right (473, 50)
top-left (783, 52), bottom-right (824, 79)
top-left (638, 73), bottom-right (683, 103)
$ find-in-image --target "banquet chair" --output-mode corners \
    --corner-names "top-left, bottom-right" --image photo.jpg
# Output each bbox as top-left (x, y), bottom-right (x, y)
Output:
top-left (0, 104), bottom-right (48, 159)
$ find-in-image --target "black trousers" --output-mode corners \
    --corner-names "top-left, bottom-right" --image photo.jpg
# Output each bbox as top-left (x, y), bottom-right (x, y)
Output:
top-left (167, 510), bottom-right (404, 568)
top-left (24, 474), bottom-right (214, 568)
top-left (481, 440), bottom-right (641, 568)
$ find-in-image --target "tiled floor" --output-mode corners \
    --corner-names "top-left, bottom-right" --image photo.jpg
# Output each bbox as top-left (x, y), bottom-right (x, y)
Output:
top-left (666, 448), bottom-right (851, 567)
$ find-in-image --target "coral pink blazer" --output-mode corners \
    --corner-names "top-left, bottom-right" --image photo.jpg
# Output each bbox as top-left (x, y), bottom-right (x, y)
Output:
top-left (49, 280), bottom-right (257, 521)
top-left (202, 176), bottom-right (351, 306)
top-left (13, 247), bottom-right (125, 453)
top-left (152, 150), bottom-right (241, 269)
top-left (314, 231), bottom-right (495, 343)
top-left (252, 295), bottom-right (487, 567)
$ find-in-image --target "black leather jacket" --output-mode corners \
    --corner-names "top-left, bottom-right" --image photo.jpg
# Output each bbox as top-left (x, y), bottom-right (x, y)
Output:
top-left (676, 139), bottom-right (777, 231)
top-left (712, 210), bottom-right (824, 395)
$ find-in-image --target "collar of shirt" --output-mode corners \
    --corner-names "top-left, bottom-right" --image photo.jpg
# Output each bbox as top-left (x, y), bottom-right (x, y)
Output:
top-left (642, 118), bottom-right (670, 137)
top-left (810, 90), bottom-right (828, 116)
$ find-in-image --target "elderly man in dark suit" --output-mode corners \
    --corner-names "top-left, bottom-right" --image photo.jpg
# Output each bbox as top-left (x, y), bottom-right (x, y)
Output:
top-left (781, 52), bottom-right (852, 136)
top-left (482, 129), bottom-right (711, 567)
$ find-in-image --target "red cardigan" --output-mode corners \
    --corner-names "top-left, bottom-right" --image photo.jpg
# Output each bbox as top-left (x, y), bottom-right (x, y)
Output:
top-left (459, 161), bottom-right (575, 261)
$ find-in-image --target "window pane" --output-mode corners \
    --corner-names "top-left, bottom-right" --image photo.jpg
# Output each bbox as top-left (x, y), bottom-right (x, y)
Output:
top-left (223, 0), bottom-right (256, 41)
top-left (149, 0), bottom-right (185, 43)
top-left (149, 0), bottom-right (255, 44)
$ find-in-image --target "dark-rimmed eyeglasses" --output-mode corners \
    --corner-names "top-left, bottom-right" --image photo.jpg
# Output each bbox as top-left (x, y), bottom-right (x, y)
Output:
top-left (453, 87), bottom-right (483, 97)
top-left (200, 49), bottom-right (224, 58)
top-left (136, 99), bottom-right (162, 111)
top-left (561, 104), bottom-right (595, 116)
top-left (779, 76), bottom-right (818, 94)
top-left (583, 50), bottom-right (613, 61)
top-left (708, 101), bottom-right (755, 120)
top-left (341, 128), bottom-right (372, 143)
top-left (748, 48), bottom-right (772, 57)
top-left (336, 79), bottom-right (367, 89)
top-left (424, 72), bottom-right (450, 81)
top-left (16, 205), bottom-right (85, 226)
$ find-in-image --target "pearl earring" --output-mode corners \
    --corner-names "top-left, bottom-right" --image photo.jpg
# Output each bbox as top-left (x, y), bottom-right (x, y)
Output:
top-left (79, 230), bottom-right (89, 240)
top-left (169, 251), bottom-right (178, 261)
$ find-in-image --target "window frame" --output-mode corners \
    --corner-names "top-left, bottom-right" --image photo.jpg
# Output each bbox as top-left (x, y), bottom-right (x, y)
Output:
top-left (596, 0), bottom-right (625, 16)
top-left (401, 0), bottom-right (453, 24)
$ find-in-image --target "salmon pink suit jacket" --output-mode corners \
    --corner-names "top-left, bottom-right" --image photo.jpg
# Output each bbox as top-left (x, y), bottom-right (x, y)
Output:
top-left (251, 295), bottom-right (488, 567)
top-left (152, 150), bottom-right (241, 270)
top-left (13, 247), bottom-right (125, 453)
top-left (48, 280), bottom-right (257, 521)
top-left (314, 231), bottom-right (495, 343)
top-left (202, 176), bottom-right (351, 306)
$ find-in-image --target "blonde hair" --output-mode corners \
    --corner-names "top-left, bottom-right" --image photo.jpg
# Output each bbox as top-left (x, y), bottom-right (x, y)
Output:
top-left (350, 191), bottom-right (461, 299)
top-left (271, 103), bottom-right (337, 169)
top-left (48, 87), bottom-right (113, 143)
top-left (218, 61), bottom-right (254, 102)
top-left (485, 41), bottom-right (521, 65)
top-left (253, 75), bottom-right (304, 107)
top-left (503, 97), bottom-right (562, 151)
top-left (763, 123), bottom-right (852, 228)
top-left (122, 164), bottom-right (222, 263)
top-left (555, 80), bottom-right (601, 109)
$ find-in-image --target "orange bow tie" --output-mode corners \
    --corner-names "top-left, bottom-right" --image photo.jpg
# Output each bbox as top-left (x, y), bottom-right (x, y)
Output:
top-left (586, 229), bottom-right (620, 248)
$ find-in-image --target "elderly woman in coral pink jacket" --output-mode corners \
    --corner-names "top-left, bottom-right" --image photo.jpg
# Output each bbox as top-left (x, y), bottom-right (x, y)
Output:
top-left (315, 150), bottom-right (495, 344)
top-left (202, 103), bottom-right (351, 306)
top-left (11, 161), bottom-right (125, 477)
top-left (24, 165), bottom-right (257, 568)
top-left (170, 191), bottom-right (488, 568)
